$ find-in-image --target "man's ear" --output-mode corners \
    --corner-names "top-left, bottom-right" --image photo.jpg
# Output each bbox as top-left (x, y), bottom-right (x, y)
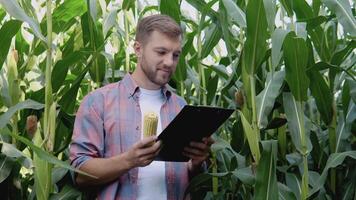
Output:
top-left (134, 41), bottom-right (142, 57)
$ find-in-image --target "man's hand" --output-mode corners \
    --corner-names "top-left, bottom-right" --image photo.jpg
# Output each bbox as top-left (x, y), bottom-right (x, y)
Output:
top-left (124, 136), bottom-right (162, 168)
top-left (183, 137), bottom-right (214, 172)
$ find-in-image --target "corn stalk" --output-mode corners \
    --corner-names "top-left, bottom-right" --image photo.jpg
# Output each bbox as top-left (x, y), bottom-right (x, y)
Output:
top-left (33, 0), bottom-right (55, 199)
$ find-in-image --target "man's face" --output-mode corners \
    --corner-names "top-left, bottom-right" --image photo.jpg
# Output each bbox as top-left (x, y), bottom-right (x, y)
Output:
top-left (135, 31), bottom-right (182, 88)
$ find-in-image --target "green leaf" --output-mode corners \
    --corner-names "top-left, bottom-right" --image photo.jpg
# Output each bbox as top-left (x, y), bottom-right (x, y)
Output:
top-left (122, 0), bottom-right (135, 11)
top-left (49, 185), bottom-right (82, 200)
top-left (58, 66), bottom-right (89, 114)
top-left (185, 0), bottom-right (219, 19)
top-left (242, 0), bottom-right (268, 75)
top-left (283, 32), bottom-right (309, 102)
top-left (232, 167), bottom-right (255, 185)
top-left (256, 70), bottom-right (285, 129)
top-left (52, 0), bottom-right (87, 23)
top-left (0, 154), bottom-right (13, 183)
top-left (1, 142), bottom-right (32, 168)
top-left (184, 173), bottom-right (212, 197)
top-left (52, 51), bottom-right (88, 93)
top-left (309, 151), bottom-right (356, 197)
top-left (221, 0), bottom-right (246, 28)
top-left (254, 140), bottom-right (278, 200)
top-left (239, 111), bottom-right (260, 162)
top-left (160, 0), bottom-right (181, 23)
top-left (283, 93), bottom-right (312, 154)
top-left (201, 22), bottom-right (222, 59)
top-left (50, 0), bottom-right (87, 33)
top-left (0, 7), bottom-right (6, 21)
top-left (0, 0), bottom-right (46, 42)
top-left (279, 0), bottom-right (293, 17)
top-left (322, 0), bottom-right (356, 37)
top-left (88, 0), bottom-right (97, 22)
top-left (4, 130), bottom-right (96, 179)
top-left (0, 20), bottom-right (22, 69)
top-left (307, 68), bottom-right (333, 125)
top-left (331, 40), bottom-right (356, 66)
top-left (278, 183), bottom-right (297, 200)
top-left (263, 0), bottom-right (276, 32)
top-left (0, 99), bottom-right (44, 129)
top-left (271, 28), bottom-right (289, 70)
top-left (286, 173), bottom-right (301, 200)
top-left (103, 9), bottom-right (118, 37)
top-left (335, 102), bottom-right (356, 153)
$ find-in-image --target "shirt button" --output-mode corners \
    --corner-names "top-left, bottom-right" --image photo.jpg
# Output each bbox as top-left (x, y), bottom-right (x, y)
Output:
top-left (136, 126), bottom-right (139, 130)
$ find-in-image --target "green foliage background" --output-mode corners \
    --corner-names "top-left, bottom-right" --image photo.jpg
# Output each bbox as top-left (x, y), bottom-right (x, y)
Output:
top-left (0, 0), bottom-right (355, 199)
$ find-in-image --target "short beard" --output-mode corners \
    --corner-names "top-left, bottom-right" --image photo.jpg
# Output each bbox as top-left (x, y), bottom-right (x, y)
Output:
top-left (140, 54), bottom-right (170, 87)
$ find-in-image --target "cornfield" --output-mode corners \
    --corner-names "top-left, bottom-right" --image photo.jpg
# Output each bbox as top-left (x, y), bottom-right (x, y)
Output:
top-left (0, 0), bottom-right (355, 199)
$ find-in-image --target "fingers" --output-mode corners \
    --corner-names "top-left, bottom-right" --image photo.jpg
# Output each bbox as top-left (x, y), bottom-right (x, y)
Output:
top-left (135, 136), bottom-right (157, 148)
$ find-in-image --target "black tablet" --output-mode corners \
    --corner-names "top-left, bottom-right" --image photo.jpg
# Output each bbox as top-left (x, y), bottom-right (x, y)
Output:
top-left (155, 105), bottom-right (234, 162)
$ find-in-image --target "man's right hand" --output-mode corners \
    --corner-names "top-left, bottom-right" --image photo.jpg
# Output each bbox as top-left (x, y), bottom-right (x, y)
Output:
top-left (76, 136), bottom-right (161, 186)
top-left (124, 136), bottom-right (162, 168)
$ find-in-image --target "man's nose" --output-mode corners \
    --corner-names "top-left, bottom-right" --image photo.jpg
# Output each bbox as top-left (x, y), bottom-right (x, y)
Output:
top-left (163, 54), bottom-right (174, 67)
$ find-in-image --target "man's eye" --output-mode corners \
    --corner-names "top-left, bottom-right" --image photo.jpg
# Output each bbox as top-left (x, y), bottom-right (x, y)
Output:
top-left (157, 51), bottom-right (165, 55)
top-left (173, 53), bottom-right (180, 59)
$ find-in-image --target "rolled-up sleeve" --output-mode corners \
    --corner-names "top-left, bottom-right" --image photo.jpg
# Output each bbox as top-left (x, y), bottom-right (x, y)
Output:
top-left (69, 94), bottom-right (105, 169)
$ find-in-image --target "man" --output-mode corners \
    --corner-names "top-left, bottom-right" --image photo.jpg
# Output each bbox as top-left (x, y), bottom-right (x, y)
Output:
top-left (70, 14), bottom-right (213, 200)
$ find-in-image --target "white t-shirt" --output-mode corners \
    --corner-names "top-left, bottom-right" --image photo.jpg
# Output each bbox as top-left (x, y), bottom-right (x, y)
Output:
top-left (137, 87), bottom-right (167, 200)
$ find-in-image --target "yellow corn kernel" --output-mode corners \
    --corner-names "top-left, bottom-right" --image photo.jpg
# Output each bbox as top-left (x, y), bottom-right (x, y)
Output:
top-left (143, 112), bottom-right (158, 137)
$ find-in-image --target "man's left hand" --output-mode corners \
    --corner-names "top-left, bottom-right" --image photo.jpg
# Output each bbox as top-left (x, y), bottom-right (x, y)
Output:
top-left (183, 137), bottom-right (215, 172)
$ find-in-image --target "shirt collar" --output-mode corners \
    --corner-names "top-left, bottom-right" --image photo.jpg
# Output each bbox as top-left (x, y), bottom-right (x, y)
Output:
top-left (122, 73), bottom-right (172, 99)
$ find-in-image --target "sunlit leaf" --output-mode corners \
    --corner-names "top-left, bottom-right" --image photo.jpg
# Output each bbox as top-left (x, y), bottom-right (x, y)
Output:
top-left (0, 0), bottom-right (46, 42)
top-left (0, 99), bottom-right (44, 129)
top-left (256, 70), bottom-right (285, 129)
top-left (221, 0), bottom-right (246, 28)
top-left (322, 0), bottom-right (356, 37)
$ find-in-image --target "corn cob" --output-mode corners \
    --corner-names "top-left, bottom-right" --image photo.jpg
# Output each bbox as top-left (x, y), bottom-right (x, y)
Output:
top-left (143, 112), bottom-right (158, 137)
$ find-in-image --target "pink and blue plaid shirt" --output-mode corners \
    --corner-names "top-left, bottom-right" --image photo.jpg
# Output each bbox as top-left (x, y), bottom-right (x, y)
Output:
top-left (70, 73), bottom-right (189, 200)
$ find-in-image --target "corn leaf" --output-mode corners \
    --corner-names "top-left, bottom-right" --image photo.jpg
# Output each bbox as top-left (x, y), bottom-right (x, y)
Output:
top-left (103, 9), bottom-right (117, 37)
top-left (201, 23), bottom-right (222, 59)
top-left (322, 0), bottom-right (356, 37)
top-left (335, 102), bottom-right (356, 153)
top-left (160, 0), bottom-right (181, 23)
top-left (239, 111), bottom-right (260, 162)
top-left (242, 0), bottom-right (268, 75)
top-left (278, 183), bottom-right (297, 200)
top-left (309, 151), bottom-right (356, 197)
top-left (263, 0), bottom-right (276, 33)
top-left (256, 70), bottom-right (285, 129)
top-left (283, 93), bottom-right (312, 153)
top-left (0, 99), bottom-right (44, 129)
top-left (1, 142), bottom-right (32, 169)
top-left (286, 173), bottom-right (302, 200)
top-left (279, 0), bottom-right (293, 17)
top-left (254, 140), bottom-right (278, 200)
top-left (283, 32), bottom-right (309, 102)
top-left (0, 154), bottom-right (13, 183)
top-left (4, 130), bottom-right (96, 179)
top-left (49, 185), bottom-right (82, 200)
top-left (221, 0), bottom-right (246, 28)
top-left (307, 68), bottom-right (333, 125)
top-left (0, 20), bottom-right (22, 69)
top-left (0, 0), bottom-right (46, 42)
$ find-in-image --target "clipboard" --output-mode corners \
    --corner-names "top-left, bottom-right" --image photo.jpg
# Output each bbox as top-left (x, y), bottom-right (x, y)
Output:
top-left (155, 105), bottom-right (234, 162)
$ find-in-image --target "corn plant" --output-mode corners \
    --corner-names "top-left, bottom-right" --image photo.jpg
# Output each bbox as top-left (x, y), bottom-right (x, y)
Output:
top-left (0, 0), bottom-right (355, 200)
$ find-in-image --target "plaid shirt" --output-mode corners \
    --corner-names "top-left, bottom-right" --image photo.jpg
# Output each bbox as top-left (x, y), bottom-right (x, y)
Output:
top-left (70, 73), bottom-right (189, 200)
